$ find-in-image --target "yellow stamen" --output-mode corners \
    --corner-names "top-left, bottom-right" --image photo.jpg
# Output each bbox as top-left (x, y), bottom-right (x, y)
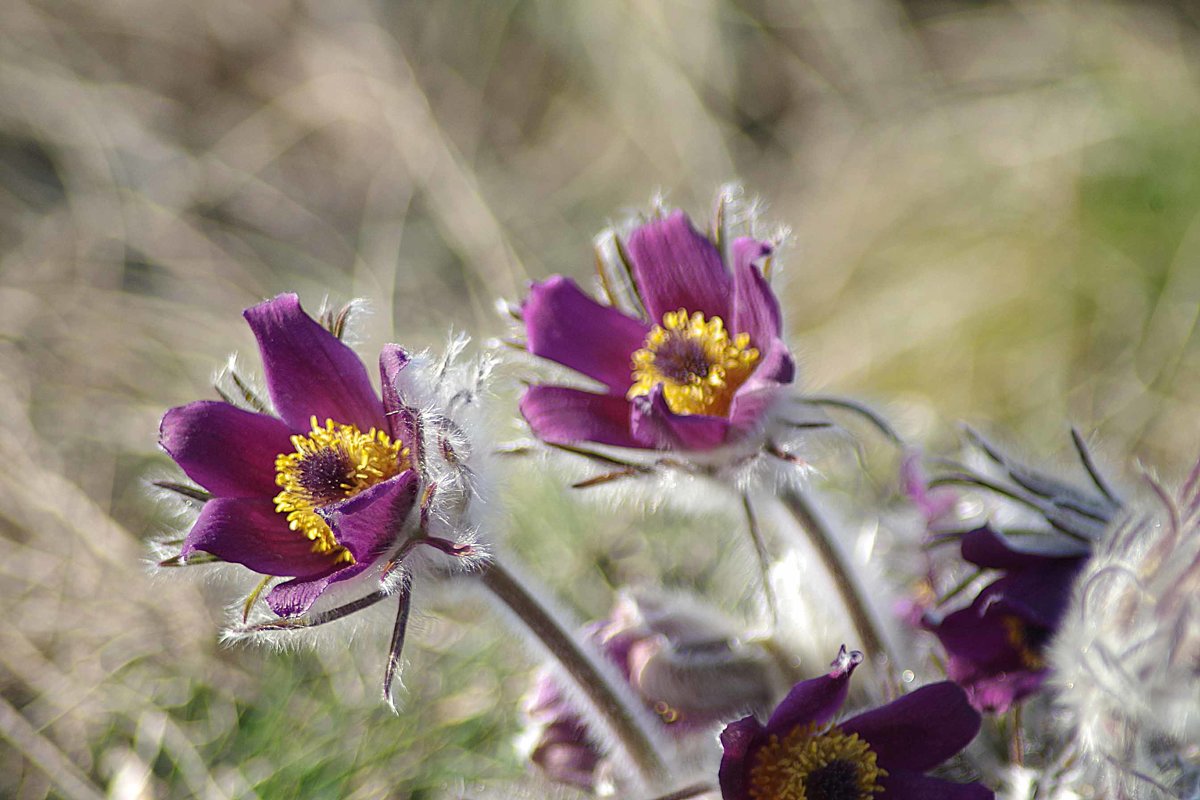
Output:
top-left (273, 417), bottom-right (410, 563)
top-left (1003, 615), bottom-right (1047, 670)
top-left (627, 309), bottom-right (759, 416)
top-left (749, 722), bottom-right (887, 800)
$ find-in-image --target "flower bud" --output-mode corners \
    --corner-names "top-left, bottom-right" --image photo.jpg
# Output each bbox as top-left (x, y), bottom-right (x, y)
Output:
top-left (522, 590), bottom-right (775, 791)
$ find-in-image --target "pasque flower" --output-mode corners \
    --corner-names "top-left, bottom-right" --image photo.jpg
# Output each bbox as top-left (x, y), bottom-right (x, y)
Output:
top-left (158, 294), bottom-right (424, 617)
top-left (519, 203), bottom-right (795, 453)
top-left (719, 647), bottom-right (992, 800)
top-left (917, 430), bottom-right (1122, 712)
top-left (925, 527), bottom-right (1087, 713)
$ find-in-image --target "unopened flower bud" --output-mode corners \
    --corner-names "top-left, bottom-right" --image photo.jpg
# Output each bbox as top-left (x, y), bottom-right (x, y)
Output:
top-left (522, 590), bottom-right (775, 791)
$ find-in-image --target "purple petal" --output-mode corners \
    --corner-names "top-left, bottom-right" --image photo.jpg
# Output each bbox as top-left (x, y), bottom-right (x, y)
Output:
top-left (960, 527), bottom-right (1079, 570)
top-left (520, 385), bottom-right (643, 449)
top-left (927, 601), bottom-right (1047, 713)
top-left (378, 344), bottom-right (413, 444)
top-left (266, 571), bottom-right (338, 616)
top-left (958, 670), bottom-right (1047, 714)
top-left (718, 715), bottom-right (766, 800)
top-left (629, 385), bottom-right (729, 452)
top-left (531, 719), bottom-right (601, 790)
top-left (625, 210), bottom-right (733, 322)
top-left (841, 682), bottom-right (981, 773)
top-left (181, 497), bottom-right (337, 578)
top-left (243, 294), bottom-right (384, 433)
top-left (730, 237), bottom-right (782, 348)
top-left (262, 554), bottom-right (381, 616)
top-left (764, 650), bottom-right (859, 736)
top-left (160, 401), bottom-right (293, 498)
top-left (879, 771), bottom-right (995, 800)
top-left (729, 339), bottom-right (796, 436)
top-left (931, 599), bottom-right (1030, 674)
top-left (523, 276), bottom-right (649, 394)
top-left (317, 471), bottom-right (419, 564)
top-left (985, 561), bottom-right (1082, 628)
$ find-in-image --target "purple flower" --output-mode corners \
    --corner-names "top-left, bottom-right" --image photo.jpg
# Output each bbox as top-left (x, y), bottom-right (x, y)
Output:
top-left (925, 527), bottom-right (1086, 713)
top-left (719, 648), bottom-right (992, 800)
top-left (914, 429), bottom-right (1121, 713)
top-left (158, 294), bottom-right (419, 617)
top-left (519, 207), bottom-right (795, 452)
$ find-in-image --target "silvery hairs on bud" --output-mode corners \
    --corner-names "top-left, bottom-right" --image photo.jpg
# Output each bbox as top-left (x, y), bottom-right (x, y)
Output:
top-left (1050, 460), bottom-right (1200, 800)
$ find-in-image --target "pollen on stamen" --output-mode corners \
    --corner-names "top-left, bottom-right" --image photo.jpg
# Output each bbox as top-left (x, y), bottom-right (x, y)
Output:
top-left (748, 722), bottom-right (886, 800)
top-left (627, 308), bottom-right (759, 416)
top-left (273, 417), bottom-right (411, 561)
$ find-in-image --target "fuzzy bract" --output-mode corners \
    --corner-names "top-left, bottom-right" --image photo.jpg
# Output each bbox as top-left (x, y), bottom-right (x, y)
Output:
top-left (519, 205), bottom-right (795, 454)
top-left (719, 647), bottom-right (992, 800)
top-left (159, 294), bottom-right (420, 616)
top-left (1051, 462), bottom-right (1200, 799)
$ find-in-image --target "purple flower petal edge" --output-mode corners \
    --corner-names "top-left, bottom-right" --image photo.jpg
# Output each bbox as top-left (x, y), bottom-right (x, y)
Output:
top-left (181, 496), bottom-right (338, 578)
top-left (318, 471), bottom-right (419, 565)
top-left (764, 647), bottom-right (860, 735)
top-left (160, 401), bottom-right (294, 498)
top-left (244, 293), bottom-right (384, 433)
top-left (841, 681), bottom-right (982, 773)
top-left (881, 771), bottom-right (995, 800)
top-left (730, 236), bottom-right (781, 349)
top-left (524, 276), bottom-right (649, 394)
top-left (717, 715), bottom-right (765, 800)
top-left (629, 385), bottom-right (730, 451)
top-left (520, 385), bottom-right (644, 449)
top-left (626, 209), bottom-right (733, 322)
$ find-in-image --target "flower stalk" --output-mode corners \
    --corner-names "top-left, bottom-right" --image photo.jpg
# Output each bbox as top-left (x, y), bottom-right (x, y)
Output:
top-left (776, 485), bottom-right (889, 667)
top-left (477, 558), bottom-right (669, 788)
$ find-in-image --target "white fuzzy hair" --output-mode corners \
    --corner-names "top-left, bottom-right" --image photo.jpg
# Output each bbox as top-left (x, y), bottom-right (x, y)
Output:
top-left (1049, 461), bottom-right (1200, 799)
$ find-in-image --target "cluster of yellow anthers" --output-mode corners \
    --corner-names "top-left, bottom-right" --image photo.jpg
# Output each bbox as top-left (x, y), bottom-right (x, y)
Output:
top-left (628, 309), bottom-right (760, 417)
top-left (273, 417), bottom-right (411, 562)
top-left (749, 722), bottom-right (886, 800)
top-left (1003, 615), bottom-right (1047, 671)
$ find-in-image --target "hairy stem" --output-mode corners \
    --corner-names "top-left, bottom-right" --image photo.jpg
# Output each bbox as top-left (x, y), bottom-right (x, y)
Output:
top-left (777, 485), bottom-right (889, 666)
top-left (648, 783), bottom-right (716, 800)
top-left (477, 559), bottom-right (668, 787)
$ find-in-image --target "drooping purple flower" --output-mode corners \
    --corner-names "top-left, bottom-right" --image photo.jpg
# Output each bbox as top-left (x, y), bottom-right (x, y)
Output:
top-left (159, 294), bottom-right (420, 617)
top-left (519, 205), bottom-right (795, 453)
top-left (916, 429), bottom-right (1122, 713)
top-left (719, 647), bottom-right (993, 800)
top-left (925, 527), bottom-right (1087, 713)
top-left (525, 592), bottom-right (776, 791)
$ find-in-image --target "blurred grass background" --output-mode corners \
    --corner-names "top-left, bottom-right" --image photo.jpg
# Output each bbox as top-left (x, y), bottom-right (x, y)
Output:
top-left (2, 0), bottom-right (1200, 797)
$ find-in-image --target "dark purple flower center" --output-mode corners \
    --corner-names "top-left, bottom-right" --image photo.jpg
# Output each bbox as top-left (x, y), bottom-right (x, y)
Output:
top-left (273, 418), bottom-right (410, 560)
top-left (654, 335), bottom-right (712, 383)
top-left (747, 723), bottom-right (884, 800)
top-left (806, 759), bottom-right (866, 800)
top-left (294, 444), bottom-right (357, 505)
